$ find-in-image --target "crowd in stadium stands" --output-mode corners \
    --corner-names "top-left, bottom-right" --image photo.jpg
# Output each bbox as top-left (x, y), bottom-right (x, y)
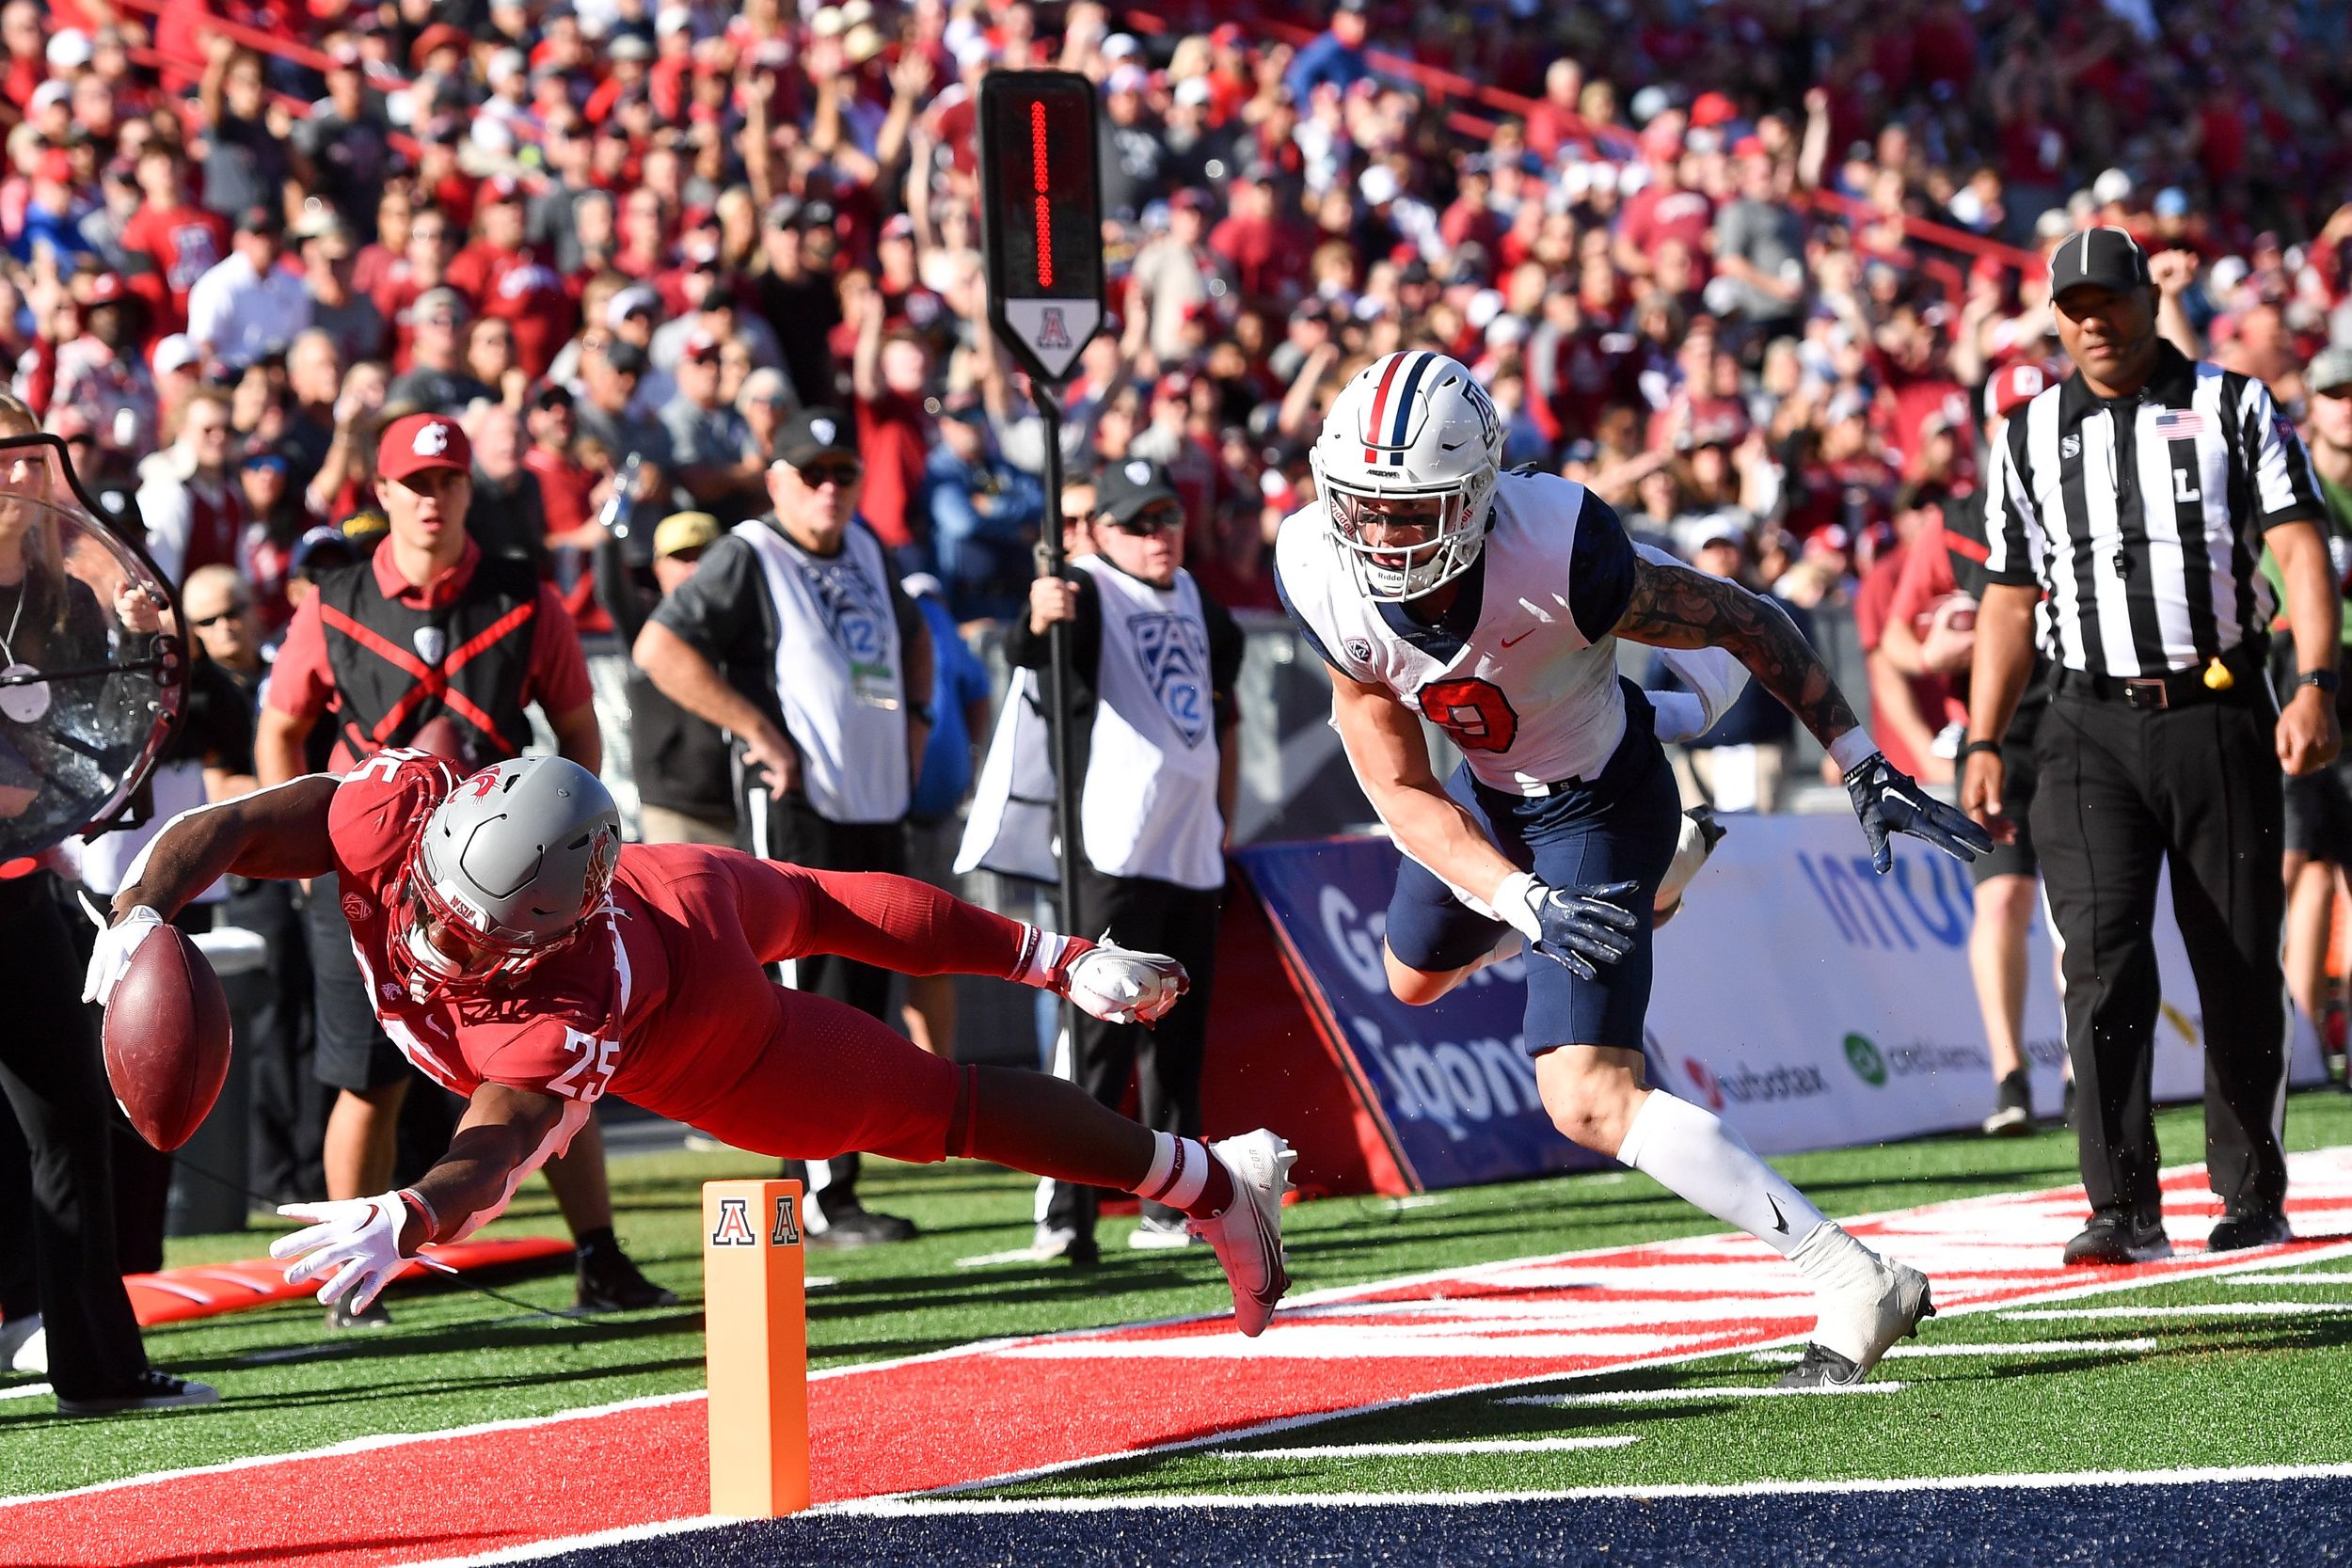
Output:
top-left (0, 0), bottom-right (2350, 1232)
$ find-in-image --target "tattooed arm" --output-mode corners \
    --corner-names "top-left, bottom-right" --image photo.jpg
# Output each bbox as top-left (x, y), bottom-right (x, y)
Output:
top-left (1612, 553), bottom-right (1865, 754)
top-left (1612, 552), bottom-right (1993, 870)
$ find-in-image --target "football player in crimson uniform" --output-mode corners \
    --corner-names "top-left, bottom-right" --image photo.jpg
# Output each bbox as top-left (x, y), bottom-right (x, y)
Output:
top-left (86, 754), bottom-right (1293, 1335)
top-left (1275, 351), bottom-right (1993, 1386)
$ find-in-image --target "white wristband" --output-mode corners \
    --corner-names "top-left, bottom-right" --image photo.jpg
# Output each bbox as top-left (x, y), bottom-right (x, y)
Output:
top-left (1827, 728), bottom-right (1881, 777)
top-left (1492, 870), bottom-right (1545, 943)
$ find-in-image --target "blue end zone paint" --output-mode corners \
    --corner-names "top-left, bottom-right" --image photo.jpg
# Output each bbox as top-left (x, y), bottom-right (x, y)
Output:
top-left (532, 1478), bottom-right (2352, 1568)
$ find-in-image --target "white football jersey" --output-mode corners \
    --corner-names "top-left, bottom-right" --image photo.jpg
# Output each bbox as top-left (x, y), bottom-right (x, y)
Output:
top-left (1275, 470), bottom-right (1642, 793)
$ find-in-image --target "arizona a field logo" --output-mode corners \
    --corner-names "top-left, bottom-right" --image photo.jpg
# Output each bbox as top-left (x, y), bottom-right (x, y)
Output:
top-left (708, 1196), bottom-right (758, 1247)
top-left (771, 1195), bottom-right (802, 1246)
top-left (1130, 613), bottom-right (1210, 747)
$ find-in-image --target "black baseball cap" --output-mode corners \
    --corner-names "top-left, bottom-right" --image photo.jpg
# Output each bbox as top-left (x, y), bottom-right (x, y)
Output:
top-left (2048, 227), bottom-right (2151, 298)
top-left (778, 405), bottom-right (858, 469)
top-left (1095, 457), bottom-right (1181, 525)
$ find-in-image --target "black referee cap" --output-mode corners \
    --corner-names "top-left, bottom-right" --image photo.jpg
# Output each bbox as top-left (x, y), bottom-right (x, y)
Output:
top-left (2049, 227), bottom-right (2151, 297)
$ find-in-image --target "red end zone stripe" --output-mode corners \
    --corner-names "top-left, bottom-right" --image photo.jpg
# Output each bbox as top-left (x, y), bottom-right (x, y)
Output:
top-left (10, 1152), bottom-right (2351, 1567)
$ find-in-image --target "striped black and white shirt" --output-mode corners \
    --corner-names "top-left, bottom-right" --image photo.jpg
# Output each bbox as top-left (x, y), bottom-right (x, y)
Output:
top-left (1982, 341), bottom-right (2327, 676)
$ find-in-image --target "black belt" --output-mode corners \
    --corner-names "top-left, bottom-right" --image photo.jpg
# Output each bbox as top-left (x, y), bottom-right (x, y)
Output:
top-left (2055, 641), bottom-right (2267, 712)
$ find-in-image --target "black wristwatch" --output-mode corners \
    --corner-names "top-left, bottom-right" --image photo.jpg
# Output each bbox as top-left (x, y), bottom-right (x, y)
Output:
top-left (1962, 738), bottom-right (2005, 760)
top-left (2297, 669), bottom-right (2342, 696)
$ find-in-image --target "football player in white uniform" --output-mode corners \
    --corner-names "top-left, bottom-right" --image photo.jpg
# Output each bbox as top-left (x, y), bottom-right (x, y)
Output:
top-left (1274, 350), bottom-right (1993, 1386)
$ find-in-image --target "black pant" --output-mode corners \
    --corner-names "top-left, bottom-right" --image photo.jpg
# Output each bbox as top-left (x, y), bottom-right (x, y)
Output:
top-left (230, 879), bottom-right (326, 1203)
top-left (1041, 867), bottom-right (1225, 1236)
top-left (0, 874), bottom-right (148, 1398)
top-left (2032, 683), bottom-right (2289, 1219)
top-left (745, 784), bottom-right (904, 1221)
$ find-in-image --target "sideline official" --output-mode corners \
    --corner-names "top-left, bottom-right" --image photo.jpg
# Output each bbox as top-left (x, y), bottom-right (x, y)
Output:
top-left (1965, 230), bottom-right (2341, 1264)
top-left (259, 412), bottom-right (672, 1323)
top-left (986, 460), bottom-right (1243, 1259)
top-left (634, 406), bottom-right (934, 1245)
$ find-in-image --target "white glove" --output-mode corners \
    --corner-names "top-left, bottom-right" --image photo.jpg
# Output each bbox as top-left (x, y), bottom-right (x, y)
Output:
top-left (82, 904), bottom-right (164, 1006)
top-left (270, 1194), bottom-right (411, 1313)
top-left (1060, 939), bottom-right (1190, 1025)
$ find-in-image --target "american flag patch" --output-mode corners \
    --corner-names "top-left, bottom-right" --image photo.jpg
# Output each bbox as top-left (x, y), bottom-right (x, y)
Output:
top-left (2152, 409), bottom-right (2207, 440)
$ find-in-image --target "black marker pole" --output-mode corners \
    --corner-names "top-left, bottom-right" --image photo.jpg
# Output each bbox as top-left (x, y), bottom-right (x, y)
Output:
top-left (978, 71), bottom-right (1105, 1102)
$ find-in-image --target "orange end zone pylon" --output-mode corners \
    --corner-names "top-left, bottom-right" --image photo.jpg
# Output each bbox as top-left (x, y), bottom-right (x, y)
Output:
top-left (702, 1179), bottom-right (811, 1517)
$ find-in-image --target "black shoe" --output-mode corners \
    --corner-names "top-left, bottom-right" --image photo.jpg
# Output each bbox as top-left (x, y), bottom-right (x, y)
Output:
top-left (2206, 1207), bottom-right (2292, 1253)
top-left (325, 1294), bottom-right (393, 1331)
top-left (1774, 1344), bottom-right (1866, 1389)
top-left (1981, 1069), bottom-right (2033, 1136)
top-left (56, 1370), bottom-right (220, 1417)
top-left (576, 1245), bottom-right (679, 1312)
top-left (809, 1205), bottom-right (917, 1248)
top-left (2063, 1210), bottom-right (2172, 1266)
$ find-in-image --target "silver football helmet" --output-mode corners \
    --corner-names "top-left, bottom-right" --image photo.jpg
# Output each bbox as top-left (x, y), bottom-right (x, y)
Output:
top-left (388, 755), bottom-right (622, 1001)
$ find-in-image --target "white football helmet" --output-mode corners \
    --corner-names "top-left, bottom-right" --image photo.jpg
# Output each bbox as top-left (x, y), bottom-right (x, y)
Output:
top-left (1310, 349), bottom-right (1503, 600)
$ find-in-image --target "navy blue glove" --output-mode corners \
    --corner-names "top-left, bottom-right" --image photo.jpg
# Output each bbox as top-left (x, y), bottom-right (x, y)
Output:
top-left (1844, 752), bottom-right (1995, 874)
top-left (1497, 873), bottom-right (1643, 981)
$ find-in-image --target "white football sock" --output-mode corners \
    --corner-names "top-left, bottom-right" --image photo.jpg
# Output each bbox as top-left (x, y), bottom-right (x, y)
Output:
top-left (1616, 1091), bottom-right (1828, 1258)
top-left (1133, 1131), bottom-right (1212, 1212)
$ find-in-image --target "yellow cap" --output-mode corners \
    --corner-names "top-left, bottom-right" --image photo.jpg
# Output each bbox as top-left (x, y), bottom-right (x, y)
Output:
top-left (654, 511), bottom-right (723, 559)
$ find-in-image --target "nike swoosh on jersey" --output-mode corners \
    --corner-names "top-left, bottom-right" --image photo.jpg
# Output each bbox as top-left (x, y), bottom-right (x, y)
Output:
top-left (1500, 628), bottom-right (1537, 648)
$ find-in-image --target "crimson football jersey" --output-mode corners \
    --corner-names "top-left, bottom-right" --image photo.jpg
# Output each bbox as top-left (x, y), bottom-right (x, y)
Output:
top-left (326, 752), bottom-right (839, 1131)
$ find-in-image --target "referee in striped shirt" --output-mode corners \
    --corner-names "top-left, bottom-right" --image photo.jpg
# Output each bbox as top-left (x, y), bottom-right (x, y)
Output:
top-left (1963, 228), bottom-right (2342, 1267)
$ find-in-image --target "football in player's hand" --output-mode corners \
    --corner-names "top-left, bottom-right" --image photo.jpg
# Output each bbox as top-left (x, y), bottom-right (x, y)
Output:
top-left (103, 925), bottom-right (232, 1150)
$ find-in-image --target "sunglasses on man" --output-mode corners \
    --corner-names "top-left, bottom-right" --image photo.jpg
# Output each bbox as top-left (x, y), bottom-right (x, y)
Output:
top-left (191, 602), bottom-right (250, 629)
top-left (794, 458), bottom-right (863, 488)
top-left (1106, 502), bottom-right (1184, 536)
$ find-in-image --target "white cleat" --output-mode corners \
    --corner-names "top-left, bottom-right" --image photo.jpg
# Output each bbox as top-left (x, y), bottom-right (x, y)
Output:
top-left (1778, 1225), bottom-right (1935, 1387)
top-left (1188, 1129), bottom-right (1295, 1338)
top-left (0, 1312), bottom-right (43, 1376)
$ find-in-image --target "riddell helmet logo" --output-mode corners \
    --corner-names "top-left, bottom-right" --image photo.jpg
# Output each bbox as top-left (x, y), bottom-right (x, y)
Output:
top-left (413, 421), bottom-right (450, 456)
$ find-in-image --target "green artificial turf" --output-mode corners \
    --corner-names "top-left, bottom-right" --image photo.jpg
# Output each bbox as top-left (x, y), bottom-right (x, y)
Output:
top-left (3, 1093), bottom-right (2346, 1500)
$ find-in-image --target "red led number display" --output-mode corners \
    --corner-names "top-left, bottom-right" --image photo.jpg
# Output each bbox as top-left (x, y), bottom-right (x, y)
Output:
top-left (979, 77), bottom-right (1100, 304)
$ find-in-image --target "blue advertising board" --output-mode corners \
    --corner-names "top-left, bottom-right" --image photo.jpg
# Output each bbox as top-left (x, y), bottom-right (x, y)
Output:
top-left (1234, 837), bottom-right (1610, 1191)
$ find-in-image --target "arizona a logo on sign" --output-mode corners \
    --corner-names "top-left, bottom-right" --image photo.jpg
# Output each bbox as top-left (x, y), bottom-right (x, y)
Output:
top-left (1130, 613), bottom-right (1210, 748)
top-left (708, 1196), bottom-right (758, 1247)
top-left (1038, 308), bottom-right (1071, 350)
top-left (771, 1195), bottom-right (802, 1246)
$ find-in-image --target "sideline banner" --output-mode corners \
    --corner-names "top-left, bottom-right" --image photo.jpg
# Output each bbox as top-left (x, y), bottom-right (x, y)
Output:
top-left (1647, 814), bottom-right (2329, 1154)
top-left (1233, 820), bottom-right (2328, 1185)
top-left (1236, 837), bottom-right (1609, 1190)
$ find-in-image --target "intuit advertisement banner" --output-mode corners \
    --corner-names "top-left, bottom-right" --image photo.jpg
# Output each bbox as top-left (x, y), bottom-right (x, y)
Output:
top-left (1647, 813), bottom-right (2329, 1155)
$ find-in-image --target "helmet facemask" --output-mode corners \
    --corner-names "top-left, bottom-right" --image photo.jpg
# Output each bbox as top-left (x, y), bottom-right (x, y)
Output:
top-left (386, 850), bottom-right (586, 1005)
top-left (1310, 350), bottom-right (1504, 602)
top-left (1315, 465), bottom-right (1497, 601)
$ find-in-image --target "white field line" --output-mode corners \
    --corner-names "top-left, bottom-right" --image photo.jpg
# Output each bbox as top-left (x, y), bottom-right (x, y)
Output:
top-left (2000, 1302), bottom-right (2352, 1322)
top-left (2231, 1271), bottom-right (2352, 1286)
top-left (0, 1383), bottom-right (53, 1402)
top-left (1216, 1436), bottom-right (1642, 1459)
top-left (1497, 1384), bottom-right (1909, 1407)
top-left (1748, 1338), bottom-right (2157, 1363)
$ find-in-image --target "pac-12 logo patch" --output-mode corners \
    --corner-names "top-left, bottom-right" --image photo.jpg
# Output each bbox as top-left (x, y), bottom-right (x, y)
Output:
top-left (412, 626), bottom-right (448, 666)
top-left (1129, 612), bottom-right (1210, 748)
top-left (342, 893), bottom-right (371, 922)
top-left (1343, 637), bottom-right (1374, 664)
top-left (709, 1196), bottom-right (758, 1247)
